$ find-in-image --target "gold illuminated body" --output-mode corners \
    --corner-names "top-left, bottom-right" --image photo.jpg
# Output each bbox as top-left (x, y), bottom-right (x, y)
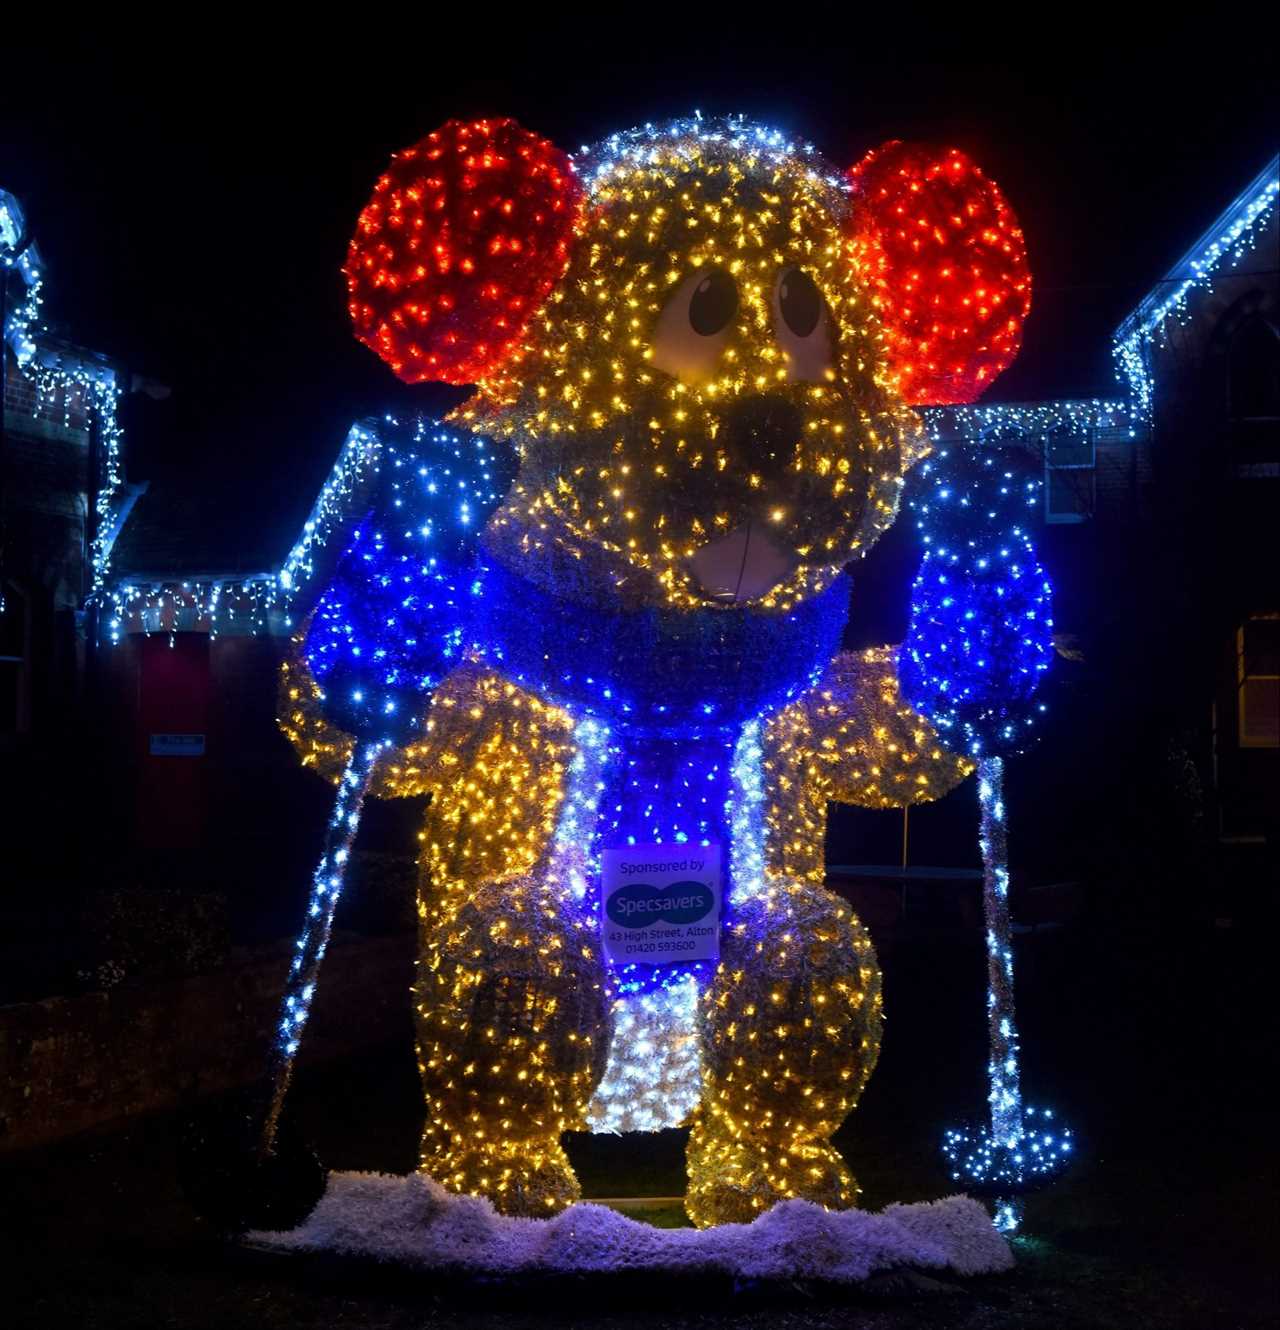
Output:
top-left (281, 129), bottom-right (971, 1224)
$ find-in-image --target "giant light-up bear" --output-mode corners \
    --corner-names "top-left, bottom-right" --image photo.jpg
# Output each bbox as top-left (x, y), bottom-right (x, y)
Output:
top-left (277, 116), bottom-right (1033, 1228)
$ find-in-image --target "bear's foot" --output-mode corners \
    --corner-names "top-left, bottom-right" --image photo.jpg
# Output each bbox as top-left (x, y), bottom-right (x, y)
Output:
top-left (420, 1136), bottom-right (581, 1217)
top-left (685, 1124), bottom-right (858, 1227)
top-left (685, 881), bottom-right (883, 1228)
top-left (414, 877), bottom-right (612, 1220)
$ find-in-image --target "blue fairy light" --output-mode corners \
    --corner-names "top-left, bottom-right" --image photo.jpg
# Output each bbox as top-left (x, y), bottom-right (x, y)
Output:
top-left (902, 449), bottom-right (1054, 760)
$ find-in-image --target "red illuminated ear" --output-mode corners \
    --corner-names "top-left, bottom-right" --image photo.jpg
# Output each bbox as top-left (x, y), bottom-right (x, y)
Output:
top-left (849, 141), bottom-right (1032, 407)
top-left (344, 118), bottom-right (582, 386)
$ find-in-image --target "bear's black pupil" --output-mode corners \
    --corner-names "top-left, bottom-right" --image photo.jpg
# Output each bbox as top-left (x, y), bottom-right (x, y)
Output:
top-left (688, 270), bottom-right (737, 337)
top-left (780, 269), bottom-right (822, 338)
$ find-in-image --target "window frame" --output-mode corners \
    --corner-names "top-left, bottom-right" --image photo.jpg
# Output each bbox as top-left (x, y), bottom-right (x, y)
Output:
top-left (1237, 613), bottom-right (1280, 750)
top-left (1043, 429), bottom-right (1097, 525)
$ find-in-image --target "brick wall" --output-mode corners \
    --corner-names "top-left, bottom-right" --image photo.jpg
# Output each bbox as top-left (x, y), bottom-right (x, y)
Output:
top-left (4, 357), bottom-right (93, 439)
top-left (1096, 438), bottom-right (1152, 516)
top-left (0, 931), bottom-right (415, 1153)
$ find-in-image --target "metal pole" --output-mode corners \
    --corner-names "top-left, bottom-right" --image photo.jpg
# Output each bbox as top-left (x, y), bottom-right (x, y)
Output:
top-left (977, 753), bottom-right (1024, 1230)
top-left (259, 740), bottom-right (382, 1157)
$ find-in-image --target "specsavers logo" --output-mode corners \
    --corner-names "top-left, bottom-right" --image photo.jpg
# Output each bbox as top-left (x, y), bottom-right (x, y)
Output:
top-left (605, 882), bottom-right (715, 927)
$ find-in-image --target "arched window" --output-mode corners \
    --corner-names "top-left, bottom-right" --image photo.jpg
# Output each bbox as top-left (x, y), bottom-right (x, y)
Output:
top-left (1228, 315), bottom-right (1280, 421)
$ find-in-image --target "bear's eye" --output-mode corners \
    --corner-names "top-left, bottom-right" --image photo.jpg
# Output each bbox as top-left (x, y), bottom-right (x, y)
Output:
top-left (651, 268), bottom-right (738, 382)
top-left (772, 268), bottom-right (833, 382)
top-left (688, 270), bottom-right (738, 336)
top-left (779, 270), bottom-right (822, 337)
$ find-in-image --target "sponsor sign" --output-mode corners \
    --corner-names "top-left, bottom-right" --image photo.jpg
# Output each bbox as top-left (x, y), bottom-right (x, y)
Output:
top-left (600, 842), bottom-right (721, 967)
top-left (149, 733), bottom-right (206, 757)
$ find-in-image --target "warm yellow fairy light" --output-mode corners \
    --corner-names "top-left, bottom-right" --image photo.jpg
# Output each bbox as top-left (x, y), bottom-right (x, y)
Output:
top-left (463, 133), bottom-right (922, 611)
top-left (760, 646), bottom-right (975, 883)
top-left (415, 878), bottom-right (611, 1216)
top-left (280, 635), bottom-right (608, 1214)
top-left (281, 635), bottom-right (967, 1225)
top-left (280, 629), bottom-right (574, 906)
top-left (687, 882), bottom-right (883, 1227)
top-left (806, 647), bottom-right (975, 808)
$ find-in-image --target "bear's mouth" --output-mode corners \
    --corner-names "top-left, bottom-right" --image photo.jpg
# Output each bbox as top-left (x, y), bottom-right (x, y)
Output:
top-left (688, 522), bottom-right (800, 604)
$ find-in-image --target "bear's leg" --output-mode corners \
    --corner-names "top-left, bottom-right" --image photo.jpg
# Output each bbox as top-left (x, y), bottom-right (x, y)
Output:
top-left (414, 877), bottom-right (611, 1217)
top-left (686, 880), bottom-right (883, 1228)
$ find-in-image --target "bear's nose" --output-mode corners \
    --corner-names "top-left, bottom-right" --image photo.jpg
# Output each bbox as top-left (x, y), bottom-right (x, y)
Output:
top-left (721, 392), bottom-right (805, 479)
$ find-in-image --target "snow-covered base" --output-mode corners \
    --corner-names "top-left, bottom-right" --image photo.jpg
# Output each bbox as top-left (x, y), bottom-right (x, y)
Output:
top-left (249, 1172), bottom-right (1013, 1283)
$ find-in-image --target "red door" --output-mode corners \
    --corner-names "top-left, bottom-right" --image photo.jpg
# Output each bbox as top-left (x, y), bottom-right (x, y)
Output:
top-left (136, 634), bottom-right (211, 849)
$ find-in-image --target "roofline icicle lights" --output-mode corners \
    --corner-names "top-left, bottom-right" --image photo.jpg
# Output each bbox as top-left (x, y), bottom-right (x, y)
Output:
top-left (1113, 155), bottom-right (1279, 418)
top-left (920, 398), bottom-right (1139, 445)
top-left (3, 187), bottom-right (127, 605)
top-left (279, 423), bottom-right (383, 598)
top-left (104, 418), bottom-right (424, 643)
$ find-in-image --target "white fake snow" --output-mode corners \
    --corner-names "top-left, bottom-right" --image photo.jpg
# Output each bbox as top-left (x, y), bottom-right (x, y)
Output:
top-left (250, 1172), bottom-right (1013, 1282)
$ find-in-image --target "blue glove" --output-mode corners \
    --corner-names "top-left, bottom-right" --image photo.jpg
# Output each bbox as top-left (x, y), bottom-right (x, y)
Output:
top-left (901, 448), bottom-right (1054, 758)
top-left (302, 419), bottom-right (514, 747)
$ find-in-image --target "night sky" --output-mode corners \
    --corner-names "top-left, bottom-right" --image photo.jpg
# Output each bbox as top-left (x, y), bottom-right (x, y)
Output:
top-left (2, 31), bottom-right (1274, 567)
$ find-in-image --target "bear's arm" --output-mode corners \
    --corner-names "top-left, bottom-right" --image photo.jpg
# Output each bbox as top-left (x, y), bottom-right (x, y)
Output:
top-left (278, 642), bottom-right (483, 800)
top-left (773, 646), bottom-right (973, 812)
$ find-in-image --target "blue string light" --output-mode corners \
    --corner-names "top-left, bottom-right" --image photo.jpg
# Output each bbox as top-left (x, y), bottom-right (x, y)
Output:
top-left (902, 449), bottom-right (1054, 760)
top-left (474, 559), bottom-right (849, 735)
top-left (942, 1106), bottom-right (1074, 1196)
top-left (1113, 156), bottom-right (1278, 418)
top-left (3, 189), bottom-right (125, 612)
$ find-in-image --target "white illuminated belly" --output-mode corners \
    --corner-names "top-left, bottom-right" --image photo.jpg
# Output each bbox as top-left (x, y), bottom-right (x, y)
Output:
top-left (532, 712), bottom-right (769, 1134)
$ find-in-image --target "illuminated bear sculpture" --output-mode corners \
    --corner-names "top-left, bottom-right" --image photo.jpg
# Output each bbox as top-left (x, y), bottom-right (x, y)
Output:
top-left (280, 116), bottom-right (1032, 1227)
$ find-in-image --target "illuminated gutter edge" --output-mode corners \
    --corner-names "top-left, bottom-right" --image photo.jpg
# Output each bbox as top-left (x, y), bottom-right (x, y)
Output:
top-left (4, 187), bottom-right (129, 602)
top-left (104, 393), bottom-right (1152, 640)
top-left (119, 567), bottom-right (278, 586)
top-left (1115, 155), bottom-right (1280, 347)
top-left (32, 357), bottom-right (125, 600)
top-left (920, 398), bottom-right (1142, 444)
top-left (102, 420), bottom-right (386, 641)
top-left (1112, 155), bottom-right (1279, 415)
